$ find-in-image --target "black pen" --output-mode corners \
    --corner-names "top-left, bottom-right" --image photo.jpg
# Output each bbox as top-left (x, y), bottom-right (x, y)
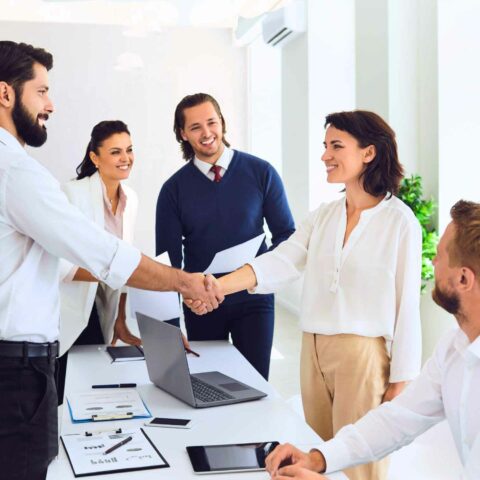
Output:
top-left (92, 383), bottom-right (137, 389)
top-left (185, 347), bottom-right (200, 357)
top-left (103, 435), bottom-right (133, 455)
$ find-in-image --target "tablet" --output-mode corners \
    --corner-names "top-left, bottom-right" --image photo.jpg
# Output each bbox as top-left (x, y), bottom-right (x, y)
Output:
top-left (186, 441), bottom-right (279, 474)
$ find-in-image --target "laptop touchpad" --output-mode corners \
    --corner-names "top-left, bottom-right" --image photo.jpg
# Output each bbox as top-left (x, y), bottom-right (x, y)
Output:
top-left (219, 382), bottom-right (248, 392)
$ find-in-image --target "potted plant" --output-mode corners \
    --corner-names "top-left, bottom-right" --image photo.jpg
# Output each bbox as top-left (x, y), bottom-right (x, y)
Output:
top-left (397, 174), bottom-right (438, 293)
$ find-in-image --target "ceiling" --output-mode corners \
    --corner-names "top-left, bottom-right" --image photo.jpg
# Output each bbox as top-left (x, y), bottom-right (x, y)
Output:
top-left (0, 0), bottom-right (293, 30)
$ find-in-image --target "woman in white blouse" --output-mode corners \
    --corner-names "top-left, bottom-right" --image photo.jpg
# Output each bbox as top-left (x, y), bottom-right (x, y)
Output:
top-left (188, 110), bottom-right (422, 480)
top-left (57, 120), bottom-right (140, 400)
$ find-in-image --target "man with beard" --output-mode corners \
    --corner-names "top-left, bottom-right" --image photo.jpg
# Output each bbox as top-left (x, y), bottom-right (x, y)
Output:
top-left (264, 199), bottom-right (480, 480)
top-left (0, 41), bottom-right (222, 480)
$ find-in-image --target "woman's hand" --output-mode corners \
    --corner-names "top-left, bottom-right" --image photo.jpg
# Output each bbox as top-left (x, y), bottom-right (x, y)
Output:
top-left (184, 274), bottom-right (222, 315)
top-left (111, 314), bottom-right (142, 346)
top-left (382, 381), bottom-right (407, 402)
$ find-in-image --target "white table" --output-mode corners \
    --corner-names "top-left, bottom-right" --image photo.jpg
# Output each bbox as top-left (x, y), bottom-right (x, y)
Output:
top-left (48, 342), bottom-right (346, 479)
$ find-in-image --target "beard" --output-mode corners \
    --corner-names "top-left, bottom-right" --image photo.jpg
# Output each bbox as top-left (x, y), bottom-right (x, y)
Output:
top-left (12, 94), bottom-right (48, 147)
top-left (432, 281), bottom-right (460, 315)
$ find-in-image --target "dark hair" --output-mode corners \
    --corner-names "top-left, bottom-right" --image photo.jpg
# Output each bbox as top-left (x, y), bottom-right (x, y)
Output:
top-left (173, 93), bottom-right (230, 161)
top-left (449, 200), bottom-right (480, 278)
top-left (0, 41), bottom-right (53, 94)
top-left (76, 120), bottom-right (130, 179)
top-left (324, 110), bottom-right (404, 197)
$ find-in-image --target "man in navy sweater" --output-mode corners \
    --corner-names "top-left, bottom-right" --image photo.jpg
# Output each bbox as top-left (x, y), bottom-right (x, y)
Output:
top-left (156, 93), bottom-right (295, 380)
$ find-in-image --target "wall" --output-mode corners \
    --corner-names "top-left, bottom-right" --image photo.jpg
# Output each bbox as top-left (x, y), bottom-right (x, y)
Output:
top-left (1, 21), bottom-right (247, 255)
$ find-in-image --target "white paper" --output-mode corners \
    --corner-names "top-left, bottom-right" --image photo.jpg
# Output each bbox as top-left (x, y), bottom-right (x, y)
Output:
top-left (128, 253), bottom-right (180, 321)
top-left (67, 389), bottom-right (150, 422)
top-left (61, 429), bottom-right (167, 476)
top-left (204, 234), bottom-right (265, 274)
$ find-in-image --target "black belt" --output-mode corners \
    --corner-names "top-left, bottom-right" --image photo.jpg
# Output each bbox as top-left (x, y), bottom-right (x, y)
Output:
top-left (0, 340), bottom-right (59, 359)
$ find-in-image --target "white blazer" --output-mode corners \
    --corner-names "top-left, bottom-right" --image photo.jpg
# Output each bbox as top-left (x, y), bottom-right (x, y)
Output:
top-left (58, 171), bottom-right (138, 356)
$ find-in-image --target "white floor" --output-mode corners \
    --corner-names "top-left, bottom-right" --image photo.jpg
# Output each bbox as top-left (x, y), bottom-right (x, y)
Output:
top-left (269, 303), bottom-right (463, 480)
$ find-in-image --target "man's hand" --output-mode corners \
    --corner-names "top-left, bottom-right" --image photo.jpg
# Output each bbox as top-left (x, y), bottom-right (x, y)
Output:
top-left (183, 274), bottom-right (224, 315)
top-left (272, 465), bottom-right (329, 479)
top-left (111, 315), bottom-right (142, 346)
top-left (265, 444), bottom-right (326, 477)
top-left (382, 381), bottom-right (407, 403)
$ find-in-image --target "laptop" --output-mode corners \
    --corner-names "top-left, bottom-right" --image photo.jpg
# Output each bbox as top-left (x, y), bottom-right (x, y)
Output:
top-left (137, 313), bottom-right (267, 408)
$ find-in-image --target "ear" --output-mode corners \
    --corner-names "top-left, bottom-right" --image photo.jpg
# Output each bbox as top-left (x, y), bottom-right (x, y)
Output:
top-left (363, 145), bottom-right (376, 164)
top-left (458, 267), bottom-right (476, 292)
top-left (89, 151), bottom-right (98, 167)
top-left (180, 129), bottom-right (188, 142)
top-left (0, 81), bottom-right (14, 108)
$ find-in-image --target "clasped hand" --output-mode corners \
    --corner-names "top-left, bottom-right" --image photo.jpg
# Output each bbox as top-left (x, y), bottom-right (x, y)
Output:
top-left (182, 273), bottom-right (224, 315)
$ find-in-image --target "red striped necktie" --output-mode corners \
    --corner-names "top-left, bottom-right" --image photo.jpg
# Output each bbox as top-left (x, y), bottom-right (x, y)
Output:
top-left (210, 165), bottom-right (222, 183)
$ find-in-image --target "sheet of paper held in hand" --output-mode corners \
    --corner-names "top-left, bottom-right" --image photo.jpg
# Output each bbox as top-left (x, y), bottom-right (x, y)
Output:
top-left (61, 428), bottom-right (168, 476)
top-left (128, 253), bottom-right (181, 321)
top-left (204, 233), bottom-right (265, 274)
top-left (67, 389), bottom-right (150, 422)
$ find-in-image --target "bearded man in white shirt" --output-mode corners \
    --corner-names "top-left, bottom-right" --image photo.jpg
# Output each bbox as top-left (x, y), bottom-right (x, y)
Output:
top-left (0, 41), bottom-right (222, 480)
top-left (264, 199), bottom-right (480, 480)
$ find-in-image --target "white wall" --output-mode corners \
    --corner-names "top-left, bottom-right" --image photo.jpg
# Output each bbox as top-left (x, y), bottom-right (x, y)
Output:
top-left (1, 21), bottom-right (247, 255)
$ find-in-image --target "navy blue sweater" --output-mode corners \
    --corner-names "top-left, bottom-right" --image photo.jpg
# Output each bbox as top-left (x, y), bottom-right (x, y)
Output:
top-left (155, 150), bottom-right (295, 305)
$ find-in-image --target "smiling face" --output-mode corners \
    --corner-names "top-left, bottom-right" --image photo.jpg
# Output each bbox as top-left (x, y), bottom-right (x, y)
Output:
top-left (89, 132), bottom-right (134, 182)
top-left (321, 126), bottom-right (376, 189)
top-left (180, 101), bottom-right (224, 164)
top-left (12, 62), bottom-right (54, 147)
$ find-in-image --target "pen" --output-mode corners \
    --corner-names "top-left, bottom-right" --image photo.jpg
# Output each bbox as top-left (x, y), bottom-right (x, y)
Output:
top-left (103, 435), bottom-right (133, 455)
top-left (92, 383), bottom-right (137, 388)
top-left (185, 347), bottom-right (200, 357)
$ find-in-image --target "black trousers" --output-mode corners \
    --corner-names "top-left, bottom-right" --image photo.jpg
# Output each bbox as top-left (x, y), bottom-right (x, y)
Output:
top-left (0, 355), bottom-right (58, 480)
top-left (184, 295), bottom-right (275, 380)
top-left (56, 303), bottom-right (103, 405)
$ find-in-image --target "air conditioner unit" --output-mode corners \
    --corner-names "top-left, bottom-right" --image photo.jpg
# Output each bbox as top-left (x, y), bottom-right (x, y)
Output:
top-left (262, 0), bottom-right (306, 48)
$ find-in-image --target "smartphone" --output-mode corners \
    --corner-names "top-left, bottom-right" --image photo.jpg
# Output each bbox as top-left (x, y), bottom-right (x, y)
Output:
top-left (144, 417), bottom-right (192, 429)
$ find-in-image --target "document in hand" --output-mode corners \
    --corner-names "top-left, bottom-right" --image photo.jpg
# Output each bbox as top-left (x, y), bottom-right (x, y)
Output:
top-left (61, 428), bottom-right (169, 477)
top-left (128, 253), bottom-right (181, 321)
top-left (204, 233), bottom-right (266, 274)
top-left (67, 389), bottom-right (151, 423)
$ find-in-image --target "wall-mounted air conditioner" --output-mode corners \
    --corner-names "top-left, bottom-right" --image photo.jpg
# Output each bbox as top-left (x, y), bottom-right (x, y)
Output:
top-left (262, 0), bottom-right (306, 48)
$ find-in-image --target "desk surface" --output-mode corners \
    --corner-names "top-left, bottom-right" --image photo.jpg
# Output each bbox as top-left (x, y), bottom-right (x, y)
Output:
top-left (48, 342), bottom-right (346, 479)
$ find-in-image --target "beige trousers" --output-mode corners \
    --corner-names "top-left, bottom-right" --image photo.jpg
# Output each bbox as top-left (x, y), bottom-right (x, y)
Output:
top-left (300, 333), bottom-right (390, 480)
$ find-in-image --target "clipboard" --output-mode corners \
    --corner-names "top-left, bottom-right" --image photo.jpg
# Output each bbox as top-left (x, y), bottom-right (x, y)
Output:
top-left (61, 428), bottom-right (169, 477)
top-left (67, 389), bottom-right (152, 423)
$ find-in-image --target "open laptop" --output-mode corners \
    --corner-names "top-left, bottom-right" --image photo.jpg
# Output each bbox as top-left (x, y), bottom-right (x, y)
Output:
top-left (137, 313), bottom-right (267, 408)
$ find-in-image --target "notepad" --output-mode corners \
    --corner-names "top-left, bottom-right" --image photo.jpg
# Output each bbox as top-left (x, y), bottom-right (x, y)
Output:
top-left (61, 428), bottom-right (169, 477)
top-left (67, 389), bottom-right (151, 423)
top-left (106, 345), bottom-right (144, 362)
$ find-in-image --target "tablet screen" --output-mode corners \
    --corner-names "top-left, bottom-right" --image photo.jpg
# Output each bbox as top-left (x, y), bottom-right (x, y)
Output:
top-left (187, 442), bottom-right (279, 473)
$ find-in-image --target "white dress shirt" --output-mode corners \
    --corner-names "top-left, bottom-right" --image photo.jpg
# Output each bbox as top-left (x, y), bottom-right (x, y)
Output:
top-left (193, 146), bottom-right (233, 180)
top-left (320, 328), bottom-right (480, 479)
top-left (0, 127), bottom-right (141, 343)
top-left (250, 195), bottom-right (422, 382)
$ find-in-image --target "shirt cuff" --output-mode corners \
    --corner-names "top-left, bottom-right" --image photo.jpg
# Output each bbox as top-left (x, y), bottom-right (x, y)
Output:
top-left (247, 259), bottom-right (268, 294)
top-left (99, 240), bottom-right (141, 290)
top-left (63, 265), bottom-right (79, 282)
top-left (320, 438), bottom-right (353, 474)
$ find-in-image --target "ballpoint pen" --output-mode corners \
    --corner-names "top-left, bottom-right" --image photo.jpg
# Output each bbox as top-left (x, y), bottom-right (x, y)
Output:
top-left (103, 435), bottom-right (133, 455)
top-left (185, 347), bottom-right (200, 357)
top-left (92, 383), bottom-right (137, 388)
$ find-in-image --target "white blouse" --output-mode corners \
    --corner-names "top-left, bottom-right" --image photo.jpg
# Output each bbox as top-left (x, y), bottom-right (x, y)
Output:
top-left (250, 195), bottom-right (422, 382)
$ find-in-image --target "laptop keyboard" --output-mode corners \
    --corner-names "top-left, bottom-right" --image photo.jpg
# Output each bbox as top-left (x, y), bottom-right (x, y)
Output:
top-left (191, 376), bottom-right (235, 403)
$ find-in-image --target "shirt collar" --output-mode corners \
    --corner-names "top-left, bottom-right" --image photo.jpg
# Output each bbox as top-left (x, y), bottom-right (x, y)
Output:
top-left (100, 177), bottom-right (127, 216)
top-left (453, 328), bottom-right (480, 361)
top-left (194, 146), bottom-right (233, 174)
top-left (0, 127), bottom-right (26, 156)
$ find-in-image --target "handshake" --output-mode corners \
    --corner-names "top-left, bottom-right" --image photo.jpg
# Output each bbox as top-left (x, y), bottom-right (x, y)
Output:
top-left (180, 273), bottom-right (225, 315)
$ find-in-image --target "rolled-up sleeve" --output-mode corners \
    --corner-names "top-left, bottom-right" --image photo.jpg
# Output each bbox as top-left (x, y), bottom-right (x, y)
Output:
top-left (5, 158), bottom-right (141, 290)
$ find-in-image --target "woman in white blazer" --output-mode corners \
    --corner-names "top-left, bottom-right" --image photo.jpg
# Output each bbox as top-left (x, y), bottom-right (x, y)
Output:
top-left (57, 121), bottom-right (140, 400)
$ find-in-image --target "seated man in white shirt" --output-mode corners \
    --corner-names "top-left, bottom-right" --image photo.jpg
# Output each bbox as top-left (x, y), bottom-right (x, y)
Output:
top-left (265, 199), bottom-right (480, 480)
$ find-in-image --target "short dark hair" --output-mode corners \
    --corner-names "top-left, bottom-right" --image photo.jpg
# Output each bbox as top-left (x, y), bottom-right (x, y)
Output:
top-left (449, 200), bottom-right (480, 279)
top-left (324, 110), bottom-right (404, 197)
top-left (76, 120), bottom-right (131, 179)
top-left (173, 93), bottom-right (230, 161)
top-left (0, 41), bottom-right (53, 94)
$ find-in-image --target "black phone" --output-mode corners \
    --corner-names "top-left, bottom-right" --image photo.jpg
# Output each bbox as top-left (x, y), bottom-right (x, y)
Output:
top-left (144, 417), bottom-right (192, 429)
